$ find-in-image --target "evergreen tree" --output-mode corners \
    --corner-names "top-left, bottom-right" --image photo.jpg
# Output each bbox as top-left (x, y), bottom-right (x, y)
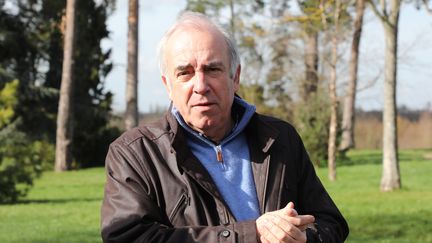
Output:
top-left (2, 0), bottom-right (119, 168)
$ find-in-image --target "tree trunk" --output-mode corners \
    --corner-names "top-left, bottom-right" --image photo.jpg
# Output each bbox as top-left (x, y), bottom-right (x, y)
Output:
top-left (125, 0), bottom-right (139, 130)
top-left (380, 0), bottom-right (401, 191)
top-left (229, 0), bottom-right (235, 35)
top-left (327, 0), bottom-right (341, 181)
top-left (55, 0), bottom-right (76, 172)
top-left (339, 0), bottom-right (365, 152)
top-left (302, 31), bottom-right (319, 102)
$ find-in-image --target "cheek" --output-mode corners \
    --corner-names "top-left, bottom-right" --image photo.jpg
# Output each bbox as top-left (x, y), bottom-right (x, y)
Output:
top-left (171, 83), bottom-right (193, 105)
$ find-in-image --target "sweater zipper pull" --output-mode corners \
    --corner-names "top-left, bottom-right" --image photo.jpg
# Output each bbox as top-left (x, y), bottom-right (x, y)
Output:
top-left (216, 145), bottom-right (223, 163)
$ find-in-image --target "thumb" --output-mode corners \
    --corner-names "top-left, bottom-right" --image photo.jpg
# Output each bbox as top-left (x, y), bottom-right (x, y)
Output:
top-left (282, 202), bottom-right (298, 216)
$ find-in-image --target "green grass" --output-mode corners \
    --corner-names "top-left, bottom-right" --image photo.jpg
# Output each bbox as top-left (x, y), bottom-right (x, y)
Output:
top-left (0, 168), bottom-right (105, 243)
top-left (317, 149), bottom-right (432, 243)
top-left (0, 149), bottom-right (431, 242)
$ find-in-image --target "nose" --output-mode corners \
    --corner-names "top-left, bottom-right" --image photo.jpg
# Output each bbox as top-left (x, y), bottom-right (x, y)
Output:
top-left (192, 71), bottom-right (209, 94)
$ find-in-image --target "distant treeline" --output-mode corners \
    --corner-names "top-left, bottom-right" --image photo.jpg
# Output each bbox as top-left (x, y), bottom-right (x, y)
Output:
top-left (355, 108), bottom-right (432, 149)
top-left (116, 106), bottom-right (432, 150)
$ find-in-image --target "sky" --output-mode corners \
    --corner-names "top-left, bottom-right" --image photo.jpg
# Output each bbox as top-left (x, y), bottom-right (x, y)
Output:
top-left (102, 0), bottom-right (432, 113)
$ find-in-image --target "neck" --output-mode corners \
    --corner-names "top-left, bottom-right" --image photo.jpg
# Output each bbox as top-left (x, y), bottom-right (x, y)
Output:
top-left (192, 117), bottom-right (234, 144)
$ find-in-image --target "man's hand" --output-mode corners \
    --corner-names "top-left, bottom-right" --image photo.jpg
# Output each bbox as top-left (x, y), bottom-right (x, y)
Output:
top-left (256, 202), bottom-right (315, 243)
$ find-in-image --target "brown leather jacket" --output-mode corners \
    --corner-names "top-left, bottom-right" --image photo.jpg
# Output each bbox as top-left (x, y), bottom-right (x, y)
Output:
top-left (101, 111), bottom-right (349, 243)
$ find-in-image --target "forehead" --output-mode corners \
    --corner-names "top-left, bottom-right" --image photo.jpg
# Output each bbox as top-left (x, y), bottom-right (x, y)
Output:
top-left (165, 25), bottom-right (229, 67)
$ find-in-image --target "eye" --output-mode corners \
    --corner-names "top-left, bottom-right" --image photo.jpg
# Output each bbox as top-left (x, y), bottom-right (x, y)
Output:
top-left (205, 66), bottom-right (223, 75)
top-left (209, 67), bottom-right (220, 72)
top-left (175, 69), bottom-right (194, 82)
top-left (177, 71), bottom-right (190, 77)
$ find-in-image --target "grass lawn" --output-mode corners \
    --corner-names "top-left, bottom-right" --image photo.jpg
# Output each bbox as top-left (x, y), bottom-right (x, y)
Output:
top-left (317, 149), bottom-right (432, 243)
top-left (0, 149), bottom-right (431, 242)
top-left (0, 168), bottom-right (105, 243)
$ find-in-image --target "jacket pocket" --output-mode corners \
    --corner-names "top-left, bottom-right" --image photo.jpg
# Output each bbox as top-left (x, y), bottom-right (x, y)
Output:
top-left (168, 192), bottom-right (189, 222)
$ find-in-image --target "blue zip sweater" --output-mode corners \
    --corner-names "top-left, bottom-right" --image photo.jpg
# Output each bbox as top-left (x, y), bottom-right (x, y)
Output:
top-left (172, 97), bottom-right (260, 221)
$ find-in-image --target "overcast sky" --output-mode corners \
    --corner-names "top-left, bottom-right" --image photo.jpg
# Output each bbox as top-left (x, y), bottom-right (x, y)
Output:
top-left (102, 1), bottom-right (432, 113)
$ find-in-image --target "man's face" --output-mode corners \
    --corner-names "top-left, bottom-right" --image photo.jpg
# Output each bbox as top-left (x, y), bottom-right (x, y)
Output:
top-left (162, 26), bottom-right (240, 137)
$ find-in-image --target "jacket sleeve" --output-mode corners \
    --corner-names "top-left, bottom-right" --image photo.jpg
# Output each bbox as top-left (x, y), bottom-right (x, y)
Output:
top-left (292, 130), bottom-right (349, 243)
top-left (100, 143), bottom-right (258, 243)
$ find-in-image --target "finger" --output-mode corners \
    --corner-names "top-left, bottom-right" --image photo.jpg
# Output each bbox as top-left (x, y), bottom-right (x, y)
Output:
top-left (295, 230), bottom-right (307, 242)
top-left (257, 217), bottom-right (282, 242)
top-left (268, 214), bottom-right (306, 241)
top-left (290, 215), bottom-right (315, 227)
top-left (281, 202), bottom-right (294, 212)
top-left (282, 202), bottom-right (298, 217)
top-left (290, 208), bottom-right (298, 217)
top-left (262, 217), bottom-right (295, 242)
top-left (266, 214), bottom-right (306, 242)
top-left (298, 223), bottom-right (314, 231)
top-left (259, 235), bottom-right (270, 243)
top-left (287, 202), bottom-right (294, 209)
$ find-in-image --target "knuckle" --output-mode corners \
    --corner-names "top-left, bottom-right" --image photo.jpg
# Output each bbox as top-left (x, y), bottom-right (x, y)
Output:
top-left (275, 231), bottom-right (285, 240)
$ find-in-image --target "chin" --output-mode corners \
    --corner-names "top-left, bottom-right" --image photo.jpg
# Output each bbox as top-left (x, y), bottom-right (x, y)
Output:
top-left (192, 117), bottom-right (218, 130)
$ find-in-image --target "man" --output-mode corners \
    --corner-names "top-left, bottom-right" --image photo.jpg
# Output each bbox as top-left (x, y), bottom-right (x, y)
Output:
top-left (101, 12), bottom-right (348, 243)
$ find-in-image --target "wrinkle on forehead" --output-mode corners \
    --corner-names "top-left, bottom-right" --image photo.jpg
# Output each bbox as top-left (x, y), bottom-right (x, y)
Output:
top-left (166, 26), bottom-right (229, 74)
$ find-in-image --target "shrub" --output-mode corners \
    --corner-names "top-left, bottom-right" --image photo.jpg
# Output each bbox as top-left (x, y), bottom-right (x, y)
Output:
top-left (0, 80), bottom-right (53, 203)
top-left (0, 120), bottom-right (44, 203)
top-left (293, 91), bottom-right (330, 167)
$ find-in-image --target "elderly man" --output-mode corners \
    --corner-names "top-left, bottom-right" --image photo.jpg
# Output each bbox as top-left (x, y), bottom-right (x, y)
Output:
top-left (101, 12), bottom-right (348, 243)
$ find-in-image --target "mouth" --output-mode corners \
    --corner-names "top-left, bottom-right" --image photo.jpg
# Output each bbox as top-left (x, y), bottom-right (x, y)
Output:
top-left (192, 102), bottom-right (215, 107)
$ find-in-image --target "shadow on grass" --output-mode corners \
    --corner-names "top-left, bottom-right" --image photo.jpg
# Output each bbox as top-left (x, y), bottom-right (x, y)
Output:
top-left (337, 149), bottom-right (432, 167)
top-left (347, 210), bottom-right (432, 242)
top-left (337, 151), bottom-right (382, 166)
top-left (11, 197), bottom-right (102, 205)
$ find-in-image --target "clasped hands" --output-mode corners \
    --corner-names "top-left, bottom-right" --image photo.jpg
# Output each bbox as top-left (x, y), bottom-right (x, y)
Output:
top-left (256, 202), bottom-right (315, 243)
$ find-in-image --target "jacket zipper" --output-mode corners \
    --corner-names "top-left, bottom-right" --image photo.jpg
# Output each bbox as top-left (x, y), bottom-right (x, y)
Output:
top-left (168, 193), bottom-right (189, 222)
top-left (216, 145), bottom-right (223, 163)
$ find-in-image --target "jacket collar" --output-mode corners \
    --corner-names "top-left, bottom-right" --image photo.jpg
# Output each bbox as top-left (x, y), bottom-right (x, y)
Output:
top-left (245, 114), bottom-right (279, 213)
top-left (166, 100), bottom-right (278, 153)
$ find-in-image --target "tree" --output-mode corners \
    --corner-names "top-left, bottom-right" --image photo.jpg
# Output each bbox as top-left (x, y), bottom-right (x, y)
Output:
top-left (369, 0), bottom-right (402, 191)
top-left (296, 0), bottom-right (323, 102)
top-left (303, 31), bottom-right (319, 101)
top-left (45, 0), bottom-right (118, 168)
top-left (284, 0), bottom-right (331, 166)
top-left (55, 0), bottom-right (76, 171)
top-left (125, 0), bottom-right (139, 130)
top-left (339, 0), bottom-right (366, 152)
top-left (2, 0), bottom-right (118, 170)
top-left (326, 0), bottom-right (342, 181)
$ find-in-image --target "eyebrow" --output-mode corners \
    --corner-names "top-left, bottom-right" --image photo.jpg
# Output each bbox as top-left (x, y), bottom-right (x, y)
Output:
top-left (175, 64), bottom-right (193, 72)
top-left (174, 61), bottom-right (226, 72)
top-left (204, 61), bottom-right (224, 69)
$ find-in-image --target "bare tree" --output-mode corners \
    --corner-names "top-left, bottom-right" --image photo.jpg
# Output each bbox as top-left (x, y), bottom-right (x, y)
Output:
top-left (298, 0), bottom-right (321, 102)
top-left (125, 0), bottom-right (139, 130)
top-left (303, 32), bottom-right (319, 102)
top-left (55, 0), bottom-right (76, 172)
top-left (369, 0), bottom-right (402, 191)
top-left (326, 0), bottom-right (342, 181)
top-left (339, 0), bottom-right (366, 152)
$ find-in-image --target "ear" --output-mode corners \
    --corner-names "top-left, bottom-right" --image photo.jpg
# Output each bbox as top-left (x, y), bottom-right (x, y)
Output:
top-left (233, 65), bottom-right (241, 92)
top-left (161, 75), bottom-right (172, 99)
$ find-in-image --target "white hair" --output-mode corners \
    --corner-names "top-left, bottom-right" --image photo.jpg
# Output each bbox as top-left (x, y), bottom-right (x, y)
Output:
top-left (157, 11), bottom-right (240, 78)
